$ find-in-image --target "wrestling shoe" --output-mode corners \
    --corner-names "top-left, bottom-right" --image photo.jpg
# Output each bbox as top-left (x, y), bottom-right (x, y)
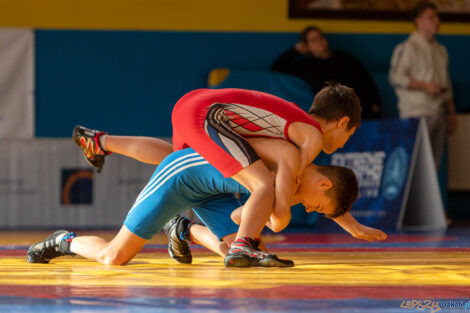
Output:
top-left (72, 125), bottom-right (111, 173)
top-left (252, 238), bottom-right (294, 267)
top-left (26, 230), bottom-right (77, 264)
top-left (163, 215), bottom-right (194, 264)
top-left (224, 237), bottom-right (294, 268)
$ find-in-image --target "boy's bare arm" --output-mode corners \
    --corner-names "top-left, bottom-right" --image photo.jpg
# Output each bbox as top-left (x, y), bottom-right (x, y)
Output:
top-left (287, 122), bottom-right (324, 175)
top-left (247, 138), bottom-right (299, 232)
top-left (333, 213), bottom-right (387, 241)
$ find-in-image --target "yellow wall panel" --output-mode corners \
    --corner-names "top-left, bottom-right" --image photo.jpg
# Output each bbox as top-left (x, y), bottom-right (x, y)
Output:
top-left (0, 0), bottom-right (469, 34)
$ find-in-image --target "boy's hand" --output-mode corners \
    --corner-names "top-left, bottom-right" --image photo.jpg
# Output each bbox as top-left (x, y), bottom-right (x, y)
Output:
top-left (351, 225), bottom-right (387, 241)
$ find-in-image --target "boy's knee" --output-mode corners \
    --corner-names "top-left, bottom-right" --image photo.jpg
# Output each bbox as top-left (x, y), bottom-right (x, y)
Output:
top-left (98, 247), bottom-right (128, 265)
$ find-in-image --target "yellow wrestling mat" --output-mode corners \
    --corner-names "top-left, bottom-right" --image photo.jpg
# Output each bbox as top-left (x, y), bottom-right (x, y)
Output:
top-left (1, 230), bottom-right (470, 313)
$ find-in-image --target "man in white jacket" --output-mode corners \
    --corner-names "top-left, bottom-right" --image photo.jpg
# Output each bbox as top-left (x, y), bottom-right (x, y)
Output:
top-left (389, 1), bottom-right (457, 168)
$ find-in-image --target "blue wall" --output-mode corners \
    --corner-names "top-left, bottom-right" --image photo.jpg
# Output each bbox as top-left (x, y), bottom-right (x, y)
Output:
top-left (35, 30), bottom-right (470, 137)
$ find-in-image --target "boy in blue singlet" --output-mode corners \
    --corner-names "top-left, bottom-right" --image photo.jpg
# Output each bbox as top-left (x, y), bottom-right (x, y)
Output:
top-left (27, 126), bottom-right (387, 267)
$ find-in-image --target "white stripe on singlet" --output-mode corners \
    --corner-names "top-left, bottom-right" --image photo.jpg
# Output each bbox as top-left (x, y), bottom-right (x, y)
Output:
top-left (218, 132), bottom-right (249, 167)
top-left (129, 158), bottom-right (209, 214)
top-left (134, 152), bottom-right (201, 203)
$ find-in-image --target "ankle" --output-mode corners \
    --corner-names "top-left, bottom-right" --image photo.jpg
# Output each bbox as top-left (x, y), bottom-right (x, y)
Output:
top-left (59, 232), bottom-right (78, 255)
top-left (98, 134), bottom-right (109, 153)
top-left (233, 237), bottom-right (255, 247)
top-left (178, 217), bottom-right (194, 242)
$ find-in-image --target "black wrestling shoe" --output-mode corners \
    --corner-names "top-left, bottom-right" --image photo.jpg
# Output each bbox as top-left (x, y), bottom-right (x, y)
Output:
top-left (252, 238), bottom-right (294, 268)
top-left (72, 125), bottom-right (111, 173)
top-left (259, 254), bottom-right (294, 267)
top-left (225, 237), bottom-right (294, 268)
top-left (223, 237), bottom-right (270, 267)
top-left (26, 230), bottom-right (77, 264)
top-left (163, 215), bottom-right (194, 264)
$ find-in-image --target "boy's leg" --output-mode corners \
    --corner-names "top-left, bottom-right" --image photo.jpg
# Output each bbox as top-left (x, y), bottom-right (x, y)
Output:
top-left (105, 136), bottom-right (173, 165)
top-left (189, 225), bottom-right (232, 257)
top-left (185, 227), bottom-right (264, 257)
top-left (257, 238), bottom-right (268, 252)
top-left (189, 199), bottom-right (287, 265)
top-left (31, 150), bottom-right (192, 265)
top-left (70, 226), bottom-right (147, 265)
top-left (230, 160), bottom-right (274, 239)
top-left (73, 125), bottom-right (173, 171)
top-left (163, 198), bottom-right (241, 263)
top-left (26, 226), bottom-right (146, 266)
top-left (191, 188), bottom-right (289, 267)
top-left (188, 225), bottom-right (282, 264)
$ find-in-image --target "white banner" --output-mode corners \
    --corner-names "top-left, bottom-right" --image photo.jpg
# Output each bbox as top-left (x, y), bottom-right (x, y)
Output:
top-left (0, 139), bottom-right (155, 228)
top-left (0, 28), bottom-right (34, 138)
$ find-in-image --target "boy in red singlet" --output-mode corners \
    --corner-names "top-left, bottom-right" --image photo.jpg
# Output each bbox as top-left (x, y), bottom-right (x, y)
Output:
top-left (171, 82), bottom-right (361, 267)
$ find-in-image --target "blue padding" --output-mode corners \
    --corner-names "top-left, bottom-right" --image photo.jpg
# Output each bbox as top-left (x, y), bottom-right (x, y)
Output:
top-left (35, 31), bottom-right (470, 137)
top-left (210, 69), bottom-right (315, 112)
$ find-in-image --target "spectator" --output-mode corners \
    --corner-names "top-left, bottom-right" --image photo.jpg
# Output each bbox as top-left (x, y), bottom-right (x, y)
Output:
top-left (389, 1), bottom-right (456, 169)
top-left (271, 25), bottom-right (381, 119)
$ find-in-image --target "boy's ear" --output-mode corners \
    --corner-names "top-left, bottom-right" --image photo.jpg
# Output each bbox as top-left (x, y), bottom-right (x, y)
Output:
top-left (338, 116), bottom-right (350, 129)
top-left (317, 178), bottom-right (333, 190)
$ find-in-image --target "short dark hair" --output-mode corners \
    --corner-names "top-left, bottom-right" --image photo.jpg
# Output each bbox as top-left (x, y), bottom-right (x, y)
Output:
top-left (316, 165), bottom-right (358, 219)
top-left (411, 1), bottom-right (437, 20)
top-left (308, 82), bottom-right (362, 130)
top-left (301, 25), bottom-right (324, 43)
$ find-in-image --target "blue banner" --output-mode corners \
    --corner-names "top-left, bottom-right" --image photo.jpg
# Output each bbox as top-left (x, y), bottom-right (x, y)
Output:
top-left (290, 119), bottom-right (419, 230)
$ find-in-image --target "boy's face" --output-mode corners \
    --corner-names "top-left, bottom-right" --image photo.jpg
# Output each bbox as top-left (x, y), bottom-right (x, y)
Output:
top-left (302, 190), bottom-right (336, 216)
top-left (324, 124), bottom-right (356, 154)
top-left (293, 172), bottom-right (337, 216)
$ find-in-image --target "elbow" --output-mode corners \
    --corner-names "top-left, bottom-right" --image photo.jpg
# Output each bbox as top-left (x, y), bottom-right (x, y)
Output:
top-left (389, 73), bottom-right (410, 89)
top-left (271, 221), bottom-right (288, 233)
top-left (270, 216), bottom-right (290, 233)
top-left (270, 225), bottom-right (284, 233)
top-left (231, 210), bottom-right (241, 225)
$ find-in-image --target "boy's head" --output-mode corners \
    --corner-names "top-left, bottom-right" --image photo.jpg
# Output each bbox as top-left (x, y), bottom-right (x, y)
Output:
top-left (294, 164), bottom-right (358, 219)
top-left (308, 82), bottom-right (362, 153)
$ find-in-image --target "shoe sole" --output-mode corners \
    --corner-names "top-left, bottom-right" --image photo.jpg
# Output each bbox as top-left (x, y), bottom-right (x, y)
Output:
top-left (259, 257), bottom-right (294, 267)
top-left (224, 255), bottom-right (251, 268)
top-left (72, 125), bottom-right (81, 146)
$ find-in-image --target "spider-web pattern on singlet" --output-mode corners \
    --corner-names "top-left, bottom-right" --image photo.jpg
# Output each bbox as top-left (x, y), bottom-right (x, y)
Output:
top-left (219, 103), bottom-right (287, 139)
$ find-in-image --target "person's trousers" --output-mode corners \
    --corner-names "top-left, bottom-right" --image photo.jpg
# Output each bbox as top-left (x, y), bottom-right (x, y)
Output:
top-left (423, 108), bottom-right (447, 169)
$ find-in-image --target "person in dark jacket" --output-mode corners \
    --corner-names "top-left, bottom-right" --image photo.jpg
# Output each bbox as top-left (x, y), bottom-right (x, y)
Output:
top-left (272, 25), bottom-right (382, 119)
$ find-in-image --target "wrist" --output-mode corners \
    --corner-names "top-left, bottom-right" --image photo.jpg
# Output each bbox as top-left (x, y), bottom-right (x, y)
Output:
top-left (420, 81), bottom-right (430, 91)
